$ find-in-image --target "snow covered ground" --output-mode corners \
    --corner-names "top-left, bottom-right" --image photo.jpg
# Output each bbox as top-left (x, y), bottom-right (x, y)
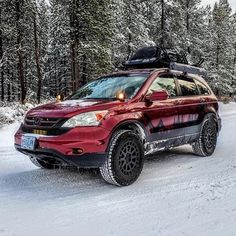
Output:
top-left (0, 103), bottom-right (236, 236)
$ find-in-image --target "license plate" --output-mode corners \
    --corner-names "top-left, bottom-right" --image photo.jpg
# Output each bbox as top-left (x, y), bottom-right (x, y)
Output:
top-left (21, 136), bottom-right (37, 151)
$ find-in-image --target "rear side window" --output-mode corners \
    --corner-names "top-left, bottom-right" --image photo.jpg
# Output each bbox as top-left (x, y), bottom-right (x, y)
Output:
top-left (177, 76), bottom-right (199, 96)
top-left (195, 80), bottom-right (210, 95)
top-left (148, 76), bottom-right (177, 98)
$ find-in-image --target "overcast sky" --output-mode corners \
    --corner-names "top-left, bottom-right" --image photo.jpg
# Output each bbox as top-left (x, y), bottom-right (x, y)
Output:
top-left (201, 0), bottom-right (236, 11)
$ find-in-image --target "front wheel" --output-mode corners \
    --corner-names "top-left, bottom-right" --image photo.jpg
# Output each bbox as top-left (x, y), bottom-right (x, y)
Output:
top-left (192, 116), bottom-right (218, 157)
top-left (100, 130), bottom-right (144, 186)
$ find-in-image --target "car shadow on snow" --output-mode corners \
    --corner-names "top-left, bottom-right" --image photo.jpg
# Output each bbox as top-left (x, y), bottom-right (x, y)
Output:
top-left (0, 145), bottom-right (198, 201)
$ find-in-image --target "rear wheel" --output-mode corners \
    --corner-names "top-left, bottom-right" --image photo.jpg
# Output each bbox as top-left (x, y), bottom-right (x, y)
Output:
top-left (100, 130), bottom-right (144, 186)
top-left (29, 156), bottom-right (58, 169)
top-left (192, 116), bottom-right (218, 157)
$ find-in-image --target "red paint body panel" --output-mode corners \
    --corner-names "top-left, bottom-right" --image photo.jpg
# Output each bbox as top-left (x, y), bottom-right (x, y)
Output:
top-left (15, 125), bottom-right (111, 155)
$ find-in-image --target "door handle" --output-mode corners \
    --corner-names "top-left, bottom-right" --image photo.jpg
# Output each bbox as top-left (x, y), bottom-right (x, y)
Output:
top-left (200, 98), bottom-right (206, 103)
top-left (175, 100), bottom-right (182, 105)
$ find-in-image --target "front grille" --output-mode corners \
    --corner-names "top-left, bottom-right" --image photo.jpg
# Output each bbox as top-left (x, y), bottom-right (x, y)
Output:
top-left (23, 116), bottom-right (70, 136)
top-left (25, 117), bottom-right (62, 128)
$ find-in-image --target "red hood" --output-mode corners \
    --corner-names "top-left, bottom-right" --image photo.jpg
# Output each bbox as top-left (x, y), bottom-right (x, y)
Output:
top-left (27, 99), bottom-right (122, 118)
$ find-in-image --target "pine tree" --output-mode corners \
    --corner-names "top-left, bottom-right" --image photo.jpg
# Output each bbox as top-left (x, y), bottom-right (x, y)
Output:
top-left (33, 0), bottom-right (50, 103)
top-left (111, 0), bottom-right (153, 68)
top-left (70, 0), bottom-right (113, 88)
top-left (46, 0), bottom-right (71, 97)
top-left (206, 0), bottom-right (233, 94)
top-left (0, 3), bottom-right (4, 101)
top-left (0, 0), bottom-right (236, 102)
top-left (231, 13), bottom-right (236, 90)
top-left (169, 0), bottom-right (208, 62)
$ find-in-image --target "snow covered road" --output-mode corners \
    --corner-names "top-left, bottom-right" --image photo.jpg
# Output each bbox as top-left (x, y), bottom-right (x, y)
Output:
top-left (1, 103), bottom-right (236, 236)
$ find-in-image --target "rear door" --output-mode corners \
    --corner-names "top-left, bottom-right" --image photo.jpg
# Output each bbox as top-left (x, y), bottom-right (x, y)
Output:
top-left (174, 74), bottom-right (202, 140)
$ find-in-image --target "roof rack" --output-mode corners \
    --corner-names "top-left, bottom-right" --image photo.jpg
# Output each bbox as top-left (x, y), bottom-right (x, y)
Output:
top-left (123, 46), bottom-right (207, 77)
top-left (170, 62), bottom-right (207, 78)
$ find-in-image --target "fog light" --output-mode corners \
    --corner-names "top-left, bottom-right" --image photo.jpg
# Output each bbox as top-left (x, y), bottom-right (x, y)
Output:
top-left (72, 148), bottom-right (83, 155)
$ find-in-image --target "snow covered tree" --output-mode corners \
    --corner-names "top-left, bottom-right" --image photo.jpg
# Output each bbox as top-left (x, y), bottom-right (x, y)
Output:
top-left (69, 0), bottom-right (113, 89)
top-left (45, 0), bottom-right (71, 97)
top-left (205, 0), bottom-right (233, 94)
top-left (111, 0), bottom-right (154, 67)
top-left (168, 0), bottom-right (208, 62)
top-left (0, 0), bottom-right (50, 103)
top-left (34, 0), bottom-right (50, 103)
top-left (0, 0), bottom-right (236, 102)
top-left (0, 0), bottom-right (27, 103)
top-left (230, 13), bottom-right (236, 91)
top-left (46, 0), bottom-right (113, 96)
top-left (0, 3), bottom-right (4, 101)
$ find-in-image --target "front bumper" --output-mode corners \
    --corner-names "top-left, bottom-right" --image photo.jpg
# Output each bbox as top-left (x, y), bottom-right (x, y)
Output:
top-left (15, 145), bottom-right (107, 167)
top-left (15, 125), bottom-right (111, 168)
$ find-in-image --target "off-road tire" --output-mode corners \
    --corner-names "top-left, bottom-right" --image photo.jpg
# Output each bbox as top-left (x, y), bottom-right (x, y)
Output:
top-left (100, 130), bottom-right (144, 186)
top-left (30, 156), bottom-right (57, 169)
top-left (192, 115), bottom-right (218, 157)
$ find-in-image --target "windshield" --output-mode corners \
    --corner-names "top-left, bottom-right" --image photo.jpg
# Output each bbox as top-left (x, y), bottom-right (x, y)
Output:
top-left (68, 74), bottom-right (149, 100)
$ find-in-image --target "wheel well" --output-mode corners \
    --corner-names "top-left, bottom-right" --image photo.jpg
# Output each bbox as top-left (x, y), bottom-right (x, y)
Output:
top-left (111, 121), bottom-right (147, 145)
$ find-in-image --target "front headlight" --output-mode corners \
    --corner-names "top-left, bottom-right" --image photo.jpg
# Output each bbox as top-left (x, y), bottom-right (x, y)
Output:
top-left (62, 110), bottom-right (109, 128)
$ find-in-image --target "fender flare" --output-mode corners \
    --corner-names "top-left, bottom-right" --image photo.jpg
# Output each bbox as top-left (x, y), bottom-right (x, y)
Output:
top-left (106, 120), bottom-right (148, 152)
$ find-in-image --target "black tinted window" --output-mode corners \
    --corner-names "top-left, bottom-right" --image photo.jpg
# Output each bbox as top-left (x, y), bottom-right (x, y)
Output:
top-left (178, 76), bottom-right (199, 96)
top-left (148, 76), bottom-right (177, 98)
top-left (195, 80), bottom-right (210, 95)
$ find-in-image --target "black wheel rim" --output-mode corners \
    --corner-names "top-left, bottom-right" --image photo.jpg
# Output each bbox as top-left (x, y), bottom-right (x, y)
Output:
top-left (118, 140), bottom-right (140, 176)
top-left (203, 123), bottom-right (217, 150)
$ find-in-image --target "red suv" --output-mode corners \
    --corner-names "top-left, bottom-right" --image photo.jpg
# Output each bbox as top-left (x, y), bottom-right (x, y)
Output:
top-left (15, 63), bottom-right (221, 186)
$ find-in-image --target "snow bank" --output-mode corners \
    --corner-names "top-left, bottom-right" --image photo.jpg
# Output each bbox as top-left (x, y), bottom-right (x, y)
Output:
top-left (0, 103), bottom-right (35, 127)
top-left (0, 103), bottom-right (33, 126)
top-left (0, 122), bottom-right (21, 147)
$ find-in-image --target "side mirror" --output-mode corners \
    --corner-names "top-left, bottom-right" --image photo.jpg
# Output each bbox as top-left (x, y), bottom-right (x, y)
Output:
top-left (145, 90), bottom-right (169, 102)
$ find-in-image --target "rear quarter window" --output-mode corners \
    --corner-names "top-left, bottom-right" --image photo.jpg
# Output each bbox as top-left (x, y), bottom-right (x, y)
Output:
top-left (177, 76), bottom-right (199, 96)
top-left (195, 80), bottom-right (211, 95)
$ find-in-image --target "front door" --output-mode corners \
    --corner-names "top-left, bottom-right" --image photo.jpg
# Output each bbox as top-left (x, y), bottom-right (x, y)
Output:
top-left (142, 74), bottom-right (181, 154)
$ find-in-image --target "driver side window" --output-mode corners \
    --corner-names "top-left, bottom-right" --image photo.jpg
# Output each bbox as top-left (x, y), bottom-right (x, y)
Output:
top-left (148, 75), bottom-right (177, 98)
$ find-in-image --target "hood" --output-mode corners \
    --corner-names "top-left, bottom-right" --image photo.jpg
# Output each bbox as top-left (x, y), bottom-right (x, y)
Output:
top-left (27, 99), bottom-right (122, 118)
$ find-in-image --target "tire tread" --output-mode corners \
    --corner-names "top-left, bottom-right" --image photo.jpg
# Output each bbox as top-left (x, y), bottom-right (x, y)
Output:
top-left (100, 130), bottom-right (143, 186)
